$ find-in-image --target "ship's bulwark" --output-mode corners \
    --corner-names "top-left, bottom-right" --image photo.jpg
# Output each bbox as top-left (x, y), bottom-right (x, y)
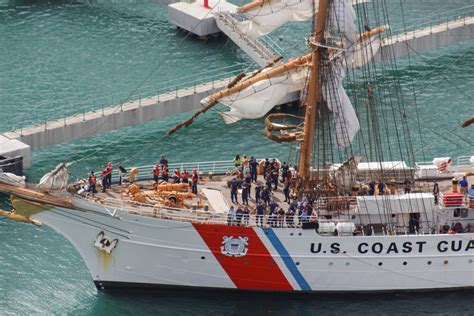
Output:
top-left (13, 196), bottom-right (474, 293)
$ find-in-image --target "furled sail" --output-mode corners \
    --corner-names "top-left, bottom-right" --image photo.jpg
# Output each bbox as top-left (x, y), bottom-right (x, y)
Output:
top-left (0, 172), bottom-right (26, 188)
top-left (202, 67), bottom-right (308, 124)
top-left (37, 163), bottom-right (69, 191)
top-left (236, 0), bottom-right (365, 39)
top-left (236, 0), bottom-right (314, 39)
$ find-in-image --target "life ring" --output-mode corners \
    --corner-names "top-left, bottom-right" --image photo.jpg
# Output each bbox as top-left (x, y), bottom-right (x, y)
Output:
top-left (258, 159), bottom-right (281, 175)
top-left (167, 194), bottom-right (178, 204)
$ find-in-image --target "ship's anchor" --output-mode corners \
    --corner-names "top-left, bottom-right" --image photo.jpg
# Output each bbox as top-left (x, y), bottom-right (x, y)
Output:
top-left (94, 231), bottom-right (118, 254)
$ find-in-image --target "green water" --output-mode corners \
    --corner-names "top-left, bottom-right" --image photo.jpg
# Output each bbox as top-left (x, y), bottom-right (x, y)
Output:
top-left (1, 0), bottom-right (474, 314)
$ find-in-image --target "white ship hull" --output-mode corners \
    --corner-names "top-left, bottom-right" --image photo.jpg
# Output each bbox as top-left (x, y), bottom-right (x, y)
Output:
top-left (26, 197), bottom-right (474, 293)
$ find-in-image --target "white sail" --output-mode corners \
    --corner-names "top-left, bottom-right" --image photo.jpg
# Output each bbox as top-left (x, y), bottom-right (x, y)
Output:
top-left (37, 163), bottom-right (69, 191)
top-left (330, 0), bottom-right (358, 44)
top-left (322, 61), bottom-right (360, 148)
top-left (346, 36), bottom-right (381, 68)
top-left (236, 0), bottom-right (365, 39)
top-left (0, 172), bottom-right (26, 188)
top-left (203, 68), bottom-right (308, 124)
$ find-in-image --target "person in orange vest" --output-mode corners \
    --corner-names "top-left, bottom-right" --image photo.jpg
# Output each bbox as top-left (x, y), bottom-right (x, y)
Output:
top-left (182, 170), bottom-right (189, 183)
top-left (173, 168), bottom-right (181, 183)
top-left (162, 166), bottom-right (169, 182)
top-left (100, 166), bottom-right (108, 193)
top-left (88, 171), bottom-right (97, 194)
top-left (153, 164), bottom-right (160, 184)
top-left (191, 169), bottom-right (198, 194)
top-left (106, 162), bottom-right (113, 188)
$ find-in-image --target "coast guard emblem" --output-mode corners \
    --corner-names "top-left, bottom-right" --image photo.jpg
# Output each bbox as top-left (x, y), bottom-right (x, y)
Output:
top-left (221, 236), bottom-right (248, 257)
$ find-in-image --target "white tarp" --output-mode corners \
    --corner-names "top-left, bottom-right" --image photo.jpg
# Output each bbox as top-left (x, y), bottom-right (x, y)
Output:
top-left (202, 188), bottom-right (229, 214)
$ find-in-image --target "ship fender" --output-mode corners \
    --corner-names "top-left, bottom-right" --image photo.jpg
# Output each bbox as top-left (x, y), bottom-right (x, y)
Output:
top-left (94, 231), bottom-right (118, 254)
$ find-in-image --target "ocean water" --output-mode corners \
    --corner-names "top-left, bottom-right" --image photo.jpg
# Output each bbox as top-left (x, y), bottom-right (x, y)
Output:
top-left (0, 0), bottom-right (474, 314)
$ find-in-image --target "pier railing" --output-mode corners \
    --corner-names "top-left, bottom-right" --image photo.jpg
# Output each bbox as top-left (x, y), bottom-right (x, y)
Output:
top-left (390, 4), bottom-right (474, 37)
top-left (7, 62), bottom-right (257, 134)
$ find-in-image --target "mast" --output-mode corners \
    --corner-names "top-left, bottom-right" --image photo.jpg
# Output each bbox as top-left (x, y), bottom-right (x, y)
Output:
top-left (298, 0), bottom-right (330, 185)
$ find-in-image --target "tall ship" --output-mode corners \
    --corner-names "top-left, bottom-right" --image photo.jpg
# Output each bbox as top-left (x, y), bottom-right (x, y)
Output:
top-left (1, 0), bottom-right (473, 293)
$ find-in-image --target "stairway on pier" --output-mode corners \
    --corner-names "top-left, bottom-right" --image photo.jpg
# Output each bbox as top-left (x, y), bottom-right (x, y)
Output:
top-left (214, 11), bottom-right (281, 67)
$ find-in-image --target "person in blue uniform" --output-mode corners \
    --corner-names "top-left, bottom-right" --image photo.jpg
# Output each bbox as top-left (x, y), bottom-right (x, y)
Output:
top-left (368, 181), bottom-right (375, 195)
top-left (242, 182), bottom-right (249, 205)
top-left (244, 173), bottom-right (252, 195)
top-left (283, 180), bottom-right (291, 203)
top-left (230, 178), bottom-right (239, 204)
top-left (255, 184), bottom-right (262, 203)
top-left (262, 186), bottom-right (270, 205)
top-left (378, 181), bottom-right (385, 195)
top-left (249, 156), bottom-right (258, 183)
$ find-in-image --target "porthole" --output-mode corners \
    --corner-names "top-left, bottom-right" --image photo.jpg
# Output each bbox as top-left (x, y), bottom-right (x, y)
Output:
top-left (427, 261), bottom-right (432, 265)
top-left (345, 262), bottom-right (350, 266)
top-left (290, 233), bottom-right (294, 236)
top-left (378, 262), bottom-right (383, 266)
top-left (329, 262), bottom-right (334, 266)
top-left (444, 260), bottom-right (449, 264)
top-left (295, 262), bottom-right (300, 266)
top-left (403, 261), bottom-right (407, 266)
top-left (201, 256), bottom-right (205, 260)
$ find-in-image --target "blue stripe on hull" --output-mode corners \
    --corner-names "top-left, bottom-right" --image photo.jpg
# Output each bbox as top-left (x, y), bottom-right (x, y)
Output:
top-left (262, 228), bottom-right (312, 291)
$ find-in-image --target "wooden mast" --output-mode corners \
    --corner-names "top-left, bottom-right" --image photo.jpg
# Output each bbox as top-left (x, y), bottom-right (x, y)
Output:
top-left (298, 0), bottom-right (330, 185)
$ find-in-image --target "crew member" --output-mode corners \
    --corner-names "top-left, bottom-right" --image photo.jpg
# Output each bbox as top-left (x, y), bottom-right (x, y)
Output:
top-left (153, 164), bottom-right (160, 184)
top-left (191, 169), bottom-right (198, 194)
top-left (182, 170), bottom-right (189, 183)
top-left (106, 162), bottom-right (113, 188)
top-left (100, 166), bottom-right (108, 193)
top-left (88, 171), bottom-right (97, 194)
top-left (162, 166), bottom-right (169, 182)
top-left (249, 156), bottom-right (258, 182)
top-left (173, 168), bottom-right (181, 183)
top-left (230, 178), bottom-right (239, 204)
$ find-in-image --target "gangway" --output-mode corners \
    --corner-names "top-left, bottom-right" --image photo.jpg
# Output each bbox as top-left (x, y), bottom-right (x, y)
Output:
top-left (214, 11), bottom-right (281, 67)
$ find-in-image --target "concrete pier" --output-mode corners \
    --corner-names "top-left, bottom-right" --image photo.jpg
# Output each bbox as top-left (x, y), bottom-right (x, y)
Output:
top-left (0, 135), bottom-right (30, 168)
top-left (2, 78), bottom-right (231, 150)
top-left (375, 16), bottom-right (474, 63)
top-left (168, 0), bottom-right (237, 37)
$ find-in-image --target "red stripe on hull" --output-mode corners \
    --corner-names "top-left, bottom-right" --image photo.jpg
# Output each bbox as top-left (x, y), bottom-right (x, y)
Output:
top-left (193, 223), bottom-right (293, 291)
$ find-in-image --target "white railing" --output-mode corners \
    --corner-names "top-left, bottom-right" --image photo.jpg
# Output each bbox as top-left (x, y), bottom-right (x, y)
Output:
top-left (111, 159), bottom-right (238, 183)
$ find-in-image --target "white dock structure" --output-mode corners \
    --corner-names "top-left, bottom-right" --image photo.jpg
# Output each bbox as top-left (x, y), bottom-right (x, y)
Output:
top-left (1, 9), bottom-right (474, 168)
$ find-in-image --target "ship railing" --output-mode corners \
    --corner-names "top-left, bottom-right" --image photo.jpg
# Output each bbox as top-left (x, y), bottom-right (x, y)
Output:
top-left (99, 196), bottom-right (454, 235)
top-left (414, 155), bottom-right (473, 178)
top-left (390, 4), bottom-right (474, 37)
top-left (109, 158), bottom-right (276, 183)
